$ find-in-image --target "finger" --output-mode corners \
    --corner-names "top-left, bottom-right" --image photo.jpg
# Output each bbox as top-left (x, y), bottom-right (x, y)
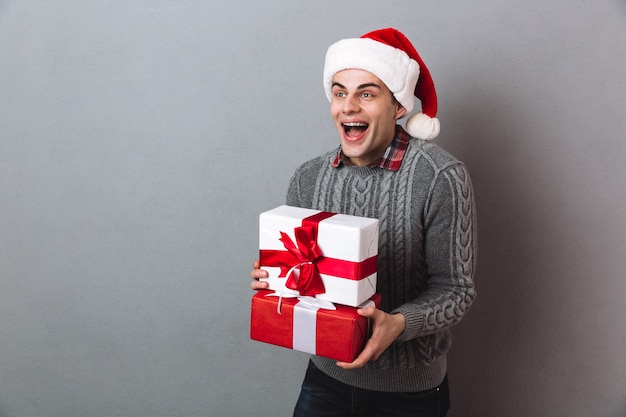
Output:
top-left (250, 268), bottom-right (269, 279)
top-left (251, 279), bottom-right (269, 290)
top-left (336, 344), bottom-right (376, 369)
top-left (356, 306), bottom-right (377, 318)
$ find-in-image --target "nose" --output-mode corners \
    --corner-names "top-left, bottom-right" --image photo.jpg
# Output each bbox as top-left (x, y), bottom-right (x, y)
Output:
top-left (342, 94), bottom-right (360, 113)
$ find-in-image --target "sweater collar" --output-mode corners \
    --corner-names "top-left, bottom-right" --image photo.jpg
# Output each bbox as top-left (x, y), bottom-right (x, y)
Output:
top-left (331, 125), bottom-right (411, 172)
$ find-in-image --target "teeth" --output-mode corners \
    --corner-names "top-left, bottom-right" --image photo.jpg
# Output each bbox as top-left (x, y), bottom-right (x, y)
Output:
top-left (343, 122), bottom-right (368, 127)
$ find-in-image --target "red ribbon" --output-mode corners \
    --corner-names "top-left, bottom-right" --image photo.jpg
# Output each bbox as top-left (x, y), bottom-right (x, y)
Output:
top-left (260, 211), bottom-right (377, 296)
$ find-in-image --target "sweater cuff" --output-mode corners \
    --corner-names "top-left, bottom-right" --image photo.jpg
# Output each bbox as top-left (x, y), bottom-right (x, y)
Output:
top-left (392, 304), bottom-right (425, 342)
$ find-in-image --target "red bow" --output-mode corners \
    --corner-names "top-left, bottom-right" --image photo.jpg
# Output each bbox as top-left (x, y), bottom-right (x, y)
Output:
top-left (278, 226), bottom-right (326, 296)
top-left (259, 211), bottom-right (336, 296)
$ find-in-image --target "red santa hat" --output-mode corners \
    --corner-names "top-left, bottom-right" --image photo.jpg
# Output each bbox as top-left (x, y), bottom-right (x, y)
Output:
top-left (323, 28), bottom-right (440, 140)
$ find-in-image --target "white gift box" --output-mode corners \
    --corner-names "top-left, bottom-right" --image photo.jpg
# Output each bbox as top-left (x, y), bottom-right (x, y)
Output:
top-left (259, 205), bottom-right (378, 307)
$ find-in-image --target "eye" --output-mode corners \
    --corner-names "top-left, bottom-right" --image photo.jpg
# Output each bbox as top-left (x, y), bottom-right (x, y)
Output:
top-left (361, 92), bottom-right (373, 98)
top-left (335, 91), bottom-right (346, 98)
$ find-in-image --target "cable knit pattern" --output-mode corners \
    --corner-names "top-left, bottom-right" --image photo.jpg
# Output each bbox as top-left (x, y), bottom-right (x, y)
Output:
top-left (286, 136), bottom-right (477, 392)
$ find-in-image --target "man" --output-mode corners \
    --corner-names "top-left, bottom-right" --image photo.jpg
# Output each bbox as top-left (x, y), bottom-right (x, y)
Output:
top-left (251, 28), bottom-right (477, 417)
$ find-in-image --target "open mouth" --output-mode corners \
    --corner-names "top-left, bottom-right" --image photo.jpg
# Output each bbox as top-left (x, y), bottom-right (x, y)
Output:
top-left (342, 122), bottom-right (369, 138)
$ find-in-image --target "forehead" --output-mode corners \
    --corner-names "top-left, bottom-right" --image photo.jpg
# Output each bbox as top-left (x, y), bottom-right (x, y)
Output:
top-left (331, 69), bottom-right (389, 90)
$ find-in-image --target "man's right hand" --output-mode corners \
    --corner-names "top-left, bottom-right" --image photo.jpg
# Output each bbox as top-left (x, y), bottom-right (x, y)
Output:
top-left (250, 260), bottom-right (269, 290)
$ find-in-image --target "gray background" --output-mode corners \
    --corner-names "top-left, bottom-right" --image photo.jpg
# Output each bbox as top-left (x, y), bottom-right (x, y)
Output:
top-left (1, 1), bottom-right (625, 416)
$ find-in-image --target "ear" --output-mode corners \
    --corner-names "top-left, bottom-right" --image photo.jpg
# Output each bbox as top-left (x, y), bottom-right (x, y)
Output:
top-left (394, 102), bottom-right (408, 120)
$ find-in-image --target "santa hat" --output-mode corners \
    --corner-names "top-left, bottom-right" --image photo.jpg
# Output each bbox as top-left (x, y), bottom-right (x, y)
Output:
top-left (323, 28), bottom-right (440, 140)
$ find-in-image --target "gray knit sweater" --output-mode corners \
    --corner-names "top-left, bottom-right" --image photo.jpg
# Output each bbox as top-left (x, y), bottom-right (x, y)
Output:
top-left (285, 132), bottom-right (477, 392)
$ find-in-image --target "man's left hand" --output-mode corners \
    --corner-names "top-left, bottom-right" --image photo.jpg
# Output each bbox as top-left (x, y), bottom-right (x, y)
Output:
top-left (336, 307), bottom-right (406, 369)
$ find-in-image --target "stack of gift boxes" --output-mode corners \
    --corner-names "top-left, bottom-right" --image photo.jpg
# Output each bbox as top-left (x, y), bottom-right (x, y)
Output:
top-left (250, 205), bottom-right (380, 362)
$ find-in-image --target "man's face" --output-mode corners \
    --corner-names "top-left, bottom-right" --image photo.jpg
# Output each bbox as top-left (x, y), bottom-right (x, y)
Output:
top-left (330, 69), bottom-right (407, 167)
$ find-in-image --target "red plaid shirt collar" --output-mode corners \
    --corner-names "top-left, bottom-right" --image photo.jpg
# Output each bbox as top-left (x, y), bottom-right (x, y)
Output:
top-left (331, 125), bottom-right (410, 171)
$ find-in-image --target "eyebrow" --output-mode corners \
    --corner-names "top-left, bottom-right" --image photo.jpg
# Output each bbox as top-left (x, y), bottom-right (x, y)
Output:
top-left (331, 81), bottom-right (384, 91)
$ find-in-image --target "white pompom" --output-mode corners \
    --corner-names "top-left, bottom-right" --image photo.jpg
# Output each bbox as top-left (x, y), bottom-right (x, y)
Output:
top-left (406, 112), bottom-right (440, 140)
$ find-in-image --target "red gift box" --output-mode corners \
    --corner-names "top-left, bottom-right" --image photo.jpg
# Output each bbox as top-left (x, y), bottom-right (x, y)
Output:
top-left (250, 290), bottom-right (381, 362)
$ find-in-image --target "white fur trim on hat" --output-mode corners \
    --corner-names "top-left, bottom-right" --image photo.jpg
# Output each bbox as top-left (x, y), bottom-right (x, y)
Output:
top-left (323, 38), bottom-right (420, 113)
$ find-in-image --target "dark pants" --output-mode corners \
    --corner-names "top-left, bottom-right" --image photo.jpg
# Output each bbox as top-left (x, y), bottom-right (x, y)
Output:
top-left (293, 360), bottom-right (450, 417)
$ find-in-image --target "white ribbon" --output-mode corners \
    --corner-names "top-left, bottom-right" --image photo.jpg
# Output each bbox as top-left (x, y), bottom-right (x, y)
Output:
top-left (264, 292), bottom-right (336, 355)
top-left (296, 296), bottom-right (336, 311)
top-left (292, 300), bottom-right (318, 354)
top-left (265, 289), bottom-right (297, 315)
top-left (292, 296), bottom-right (375, 356)
top-left (269, 262), bottom-right (313, 315)
top-left (292, 296), bottom-right (336, 354)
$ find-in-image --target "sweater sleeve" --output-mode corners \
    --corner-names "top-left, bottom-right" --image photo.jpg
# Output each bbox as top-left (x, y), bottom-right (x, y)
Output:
top-left (393, 162), bottom-right (477, 341)
top-left (286, 170), bottom-right (301, 207)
